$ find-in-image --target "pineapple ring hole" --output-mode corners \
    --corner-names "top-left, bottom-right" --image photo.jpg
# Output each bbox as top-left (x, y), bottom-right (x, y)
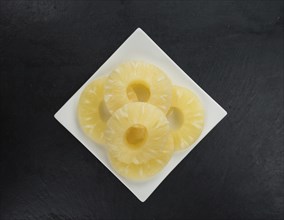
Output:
top-left (127, 81), bottom-right (150, 102)
top-left (166, 107), bottom-right (184, 130)
top-left (125, 124), bottom-right (148, 148)
top-left (99, 101), bottom-right (111, 122)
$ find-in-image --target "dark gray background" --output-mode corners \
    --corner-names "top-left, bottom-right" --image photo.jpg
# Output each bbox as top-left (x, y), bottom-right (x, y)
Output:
top-left (1, 1), bottom-right (283, 219)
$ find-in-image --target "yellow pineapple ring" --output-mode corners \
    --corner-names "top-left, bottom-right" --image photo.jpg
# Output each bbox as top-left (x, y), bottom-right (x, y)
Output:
top-left (77, 77), bottom-right (111, 144)
top-left (104, 102), bottom-right (170, 164)
top-left (167, 86), bottom-right (205, 151)
top-left (104, 61), bottom-right (172, 114)
top-left (109, 137), bottom-right (174, 181)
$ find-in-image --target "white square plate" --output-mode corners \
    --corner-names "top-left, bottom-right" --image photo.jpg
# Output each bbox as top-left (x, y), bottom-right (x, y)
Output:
top-left (54, 28), bottom-right (227, 202)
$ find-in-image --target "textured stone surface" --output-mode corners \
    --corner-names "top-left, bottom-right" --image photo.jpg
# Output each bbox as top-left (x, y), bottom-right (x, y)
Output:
top-left (0, 1), bottom-right (283, 219)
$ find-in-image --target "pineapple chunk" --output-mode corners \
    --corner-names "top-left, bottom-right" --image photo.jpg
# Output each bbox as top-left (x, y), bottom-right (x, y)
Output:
top-left (104, 102), bottom-right (170, 164)
top-left (109, 137), bottom-right (174, 181)
top-left (104, 61), bottom-right (172, 114)
top-left (77, 77), bottom-right (111, 144)
top-left (167, 86), bottom-right (205, 150)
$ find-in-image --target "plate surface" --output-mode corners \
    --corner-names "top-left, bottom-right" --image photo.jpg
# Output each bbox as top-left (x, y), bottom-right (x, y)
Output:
top-left (54, 28), bottom-right (227, 202)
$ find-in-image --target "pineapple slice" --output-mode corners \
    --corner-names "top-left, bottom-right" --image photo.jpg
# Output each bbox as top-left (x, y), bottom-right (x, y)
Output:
top-left (109, 137), bottom-right (174, 181)
top-left (104, 61), bottom-right (172, 114)
top-left (77, 77), bottom-right (111, 144)
top-left (167, 86), bottom-right (205, 151)
top-left (104, 102), bottom-right (170, 164)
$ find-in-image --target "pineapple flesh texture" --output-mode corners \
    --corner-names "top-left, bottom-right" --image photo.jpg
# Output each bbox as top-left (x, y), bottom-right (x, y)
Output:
top-left (77, 77), bottom-right (111, 145)
top-left (104, 61), bottom-right (172, 114)
top-left (167, 86), bottom-right (205, 151)
top-left (104, 102), bottom-right (170, 164)
top-left (109, 137), bottom-right (174, 181)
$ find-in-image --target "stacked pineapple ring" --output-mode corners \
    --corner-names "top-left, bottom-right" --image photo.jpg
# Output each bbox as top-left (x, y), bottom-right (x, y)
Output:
top-left (78, 61), bottom-right (205, 180)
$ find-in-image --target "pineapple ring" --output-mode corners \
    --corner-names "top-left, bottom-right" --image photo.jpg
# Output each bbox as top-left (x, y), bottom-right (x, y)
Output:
top-left (167, 86), bottom-right (205, 150)
top-left (108, 137), bottom-right (174, 181)
top-left (104, 61), bottom-right (172, 114)
top-left (77, 77), bottom-right (111, 144)
top-left (104, 102), bottom-right (170, 164)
